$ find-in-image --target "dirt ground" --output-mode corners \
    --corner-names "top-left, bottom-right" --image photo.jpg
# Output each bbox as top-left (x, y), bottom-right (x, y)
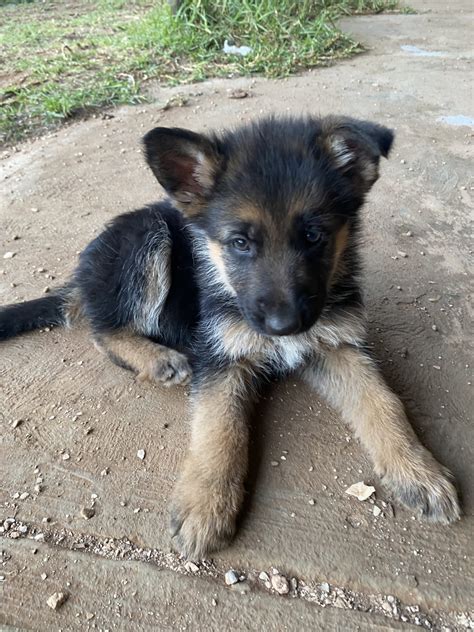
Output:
top-left (1, 1), bottom-right (473, 630)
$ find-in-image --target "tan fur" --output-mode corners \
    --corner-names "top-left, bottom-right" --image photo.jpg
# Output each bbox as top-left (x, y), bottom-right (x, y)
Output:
top-left (302, 345), bottom-right (460, 522)
top-left (63, 286), bottom-right (83, 327)
top-left (94, 330), bottom-right (191, 386)
top-left (174, 146), bottom-right (221, 217)
top-left (206, 240), bottom-right (236, 294)
top-left (170, 364), bottom-right (256, 558)
top-left (328, 222), bottom-right (350, 286)
top-left (134, 226), bottom-right (171, 335)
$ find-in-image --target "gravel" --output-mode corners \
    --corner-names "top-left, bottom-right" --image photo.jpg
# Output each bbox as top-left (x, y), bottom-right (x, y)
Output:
top-left (47, 592), bottom-right (68, 610)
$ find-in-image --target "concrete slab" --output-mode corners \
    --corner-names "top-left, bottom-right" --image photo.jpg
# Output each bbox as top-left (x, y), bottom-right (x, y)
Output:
top-left (1, 0), bottom-right (473, 630)
top-left (1, 538), bottom-right (415, 631)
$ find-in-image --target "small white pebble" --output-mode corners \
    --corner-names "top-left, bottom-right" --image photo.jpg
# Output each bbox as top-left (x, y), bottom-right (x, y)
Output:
top-left (225, 570), bottom-right (239, 585)
top-left (137, 449), bottom-right (146, 460)
top-left (47, 592), bottom-right (68, 610)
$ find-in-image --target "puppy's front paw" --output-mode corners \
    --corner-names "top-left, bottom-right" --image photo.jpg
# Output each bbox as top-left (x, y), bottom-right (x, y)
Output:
top-left (170, 472), bottom-right (242, 559)
top-left (381, 450), bottom-right (461, 523)
top-left (139, 349), bottom-right (192, 386)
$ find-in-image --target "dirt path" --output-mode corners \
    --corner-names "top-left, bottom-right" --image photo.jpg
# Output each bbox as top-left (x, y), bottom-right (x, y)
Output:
top-left (1, 1), bottom-right (473, 630)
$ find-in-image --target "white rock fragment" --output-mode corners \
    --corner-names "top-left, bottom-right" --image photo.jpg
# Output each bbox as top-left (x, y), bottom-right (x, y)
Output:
top-left (137, 449), bottom-right (146, 460)
top-left (373, 505), bottom-right (382, 517)
top-left (62, 453), bottom-right (70, 461)
top-left (47, 591), bottom-right (68, 610)
top-left (19, 492), bottom-right (29, 500)
top-left (271, 573), bottom-right (290, 595)
top-left (345, 481), bottom-right (376, 501)
top-left (259, 571), bottom-right (270, 582)
top-left (224, 570), bottom-right (239, 585)
top-left (185, 561), bottom-right (199, 573)
top-left (397, 251), bottom-right (408, 258)
top-left (3, 251), bottom-right (15, 259)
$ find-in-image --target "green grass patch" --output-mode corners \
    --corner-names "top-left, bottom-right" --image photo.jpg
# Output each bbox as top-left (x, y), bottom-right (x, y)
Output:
top-left (0, 0), bottom-right (400, 144)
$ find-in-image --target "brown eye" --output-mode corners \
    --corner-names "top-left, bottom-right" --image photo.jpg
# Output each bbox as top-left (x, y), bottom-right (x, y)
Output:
top-left (232, 237), bottom-right (250, 252)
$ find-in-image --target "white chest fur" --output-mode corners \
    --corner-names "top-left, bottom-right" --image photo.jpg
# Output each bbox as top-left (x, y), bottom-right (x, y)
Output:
top-left (205, 310), bottom-right (366, 371)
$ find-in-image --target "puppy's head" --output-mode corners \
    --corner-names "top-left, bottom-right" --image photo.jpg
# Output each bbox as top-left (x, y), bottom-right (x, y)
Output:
top-left (144, 116), bottom-right (393, 336)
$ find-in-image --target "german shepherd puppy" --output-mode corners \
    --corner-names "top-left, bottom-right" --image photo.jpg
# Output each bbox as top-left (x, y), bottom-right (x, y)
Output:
top-left (0, 116), bottom-right (460, 559)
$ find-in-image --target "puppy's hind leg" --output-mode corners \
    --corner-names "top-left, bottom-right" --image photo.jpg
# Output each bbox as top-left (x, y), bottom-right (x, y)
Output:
top-left (94, 329), bottom-right (192, 386)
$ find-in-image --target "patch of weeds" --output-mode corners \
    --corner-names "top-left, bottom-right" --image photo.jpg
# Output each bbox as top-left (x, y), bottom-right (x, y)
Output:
top-left (0, 0), bottom-right (401, 144)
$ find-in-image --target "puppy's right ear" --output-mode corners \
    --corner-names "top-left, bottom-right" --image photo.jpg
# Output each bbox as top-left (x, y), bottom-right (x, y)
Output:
top-left (143, 127), bottom-right (223, 216)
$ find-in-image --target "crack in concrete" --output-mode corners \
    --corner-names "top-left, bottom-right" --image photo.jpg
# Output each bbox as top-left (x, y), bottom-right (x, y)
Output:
top-left (2, 518), bottom-right (472, 631)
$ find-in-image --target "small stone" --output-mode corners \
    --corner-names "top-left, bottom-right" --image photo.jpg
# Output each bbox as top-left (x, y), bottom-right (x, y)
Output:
top-left (47, 591), bottom-right (68, 610)
top-left (397, 251), bottom-right (408, 258)
top-left (271, 573), bottom-right (290, 595)
top-left (85, 613), bottom-right (95, 620)
top-left (428, 295), bottom-right (441, 302)
top-left (137, 449), bottom-right (146, 460)
top-left (211, 598), bottom-right (218, 607)
top-left (405, 231), bottom-right (413, 237)
top-left (431, 324), bottom-right (438, 331)
top-left (308, 498), bottom-right (316, 505)
top-left (270, 460), bottom-right (279, 467)
top-left (373, 505), bottom-right (382, 517)
top-left (321, 582), bottom-right (330, 593)
top-left (433, 365), bottom-right (441, 370)
top-left (11, 419), bottom-right (23, 428)
top-left (185, 561), bottom-right (199, 573)
top-left (81, 507), bottom-right (95, 520)
top-left (19, 492), bottom-right (29, 500)
top-left (345, 481), bottom-right (376, 501)
top-left (3, 252), bottom-right (15, 259)
top-left (228, 88), bottom-right (249, 99)
top-left (43, 286), bottom-right (50, 294)
top-left (41, 573), bottom-right (48, 580)
top-left (62, 453), bottom-right (70, 461)
top-left (224, 570), bottom-right (239, 585)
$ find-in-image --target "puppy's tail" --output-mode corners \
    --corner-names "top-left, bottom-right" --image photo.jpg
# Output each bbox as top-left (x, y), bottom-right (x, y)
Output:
top-left (0, 286), bottom-right (75, 341)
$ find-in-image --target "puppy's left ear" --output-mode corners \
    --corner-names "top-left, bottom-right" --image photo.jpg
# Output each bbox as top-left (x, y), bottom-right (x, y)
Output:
top-left (321, 117), bottom-right (394, 192)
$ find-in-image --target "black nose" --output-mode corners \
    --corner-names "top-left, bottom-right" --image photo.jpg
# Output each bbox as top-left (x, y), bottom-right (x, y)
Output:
top-left (264, 307), bottom-right (302, 336)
